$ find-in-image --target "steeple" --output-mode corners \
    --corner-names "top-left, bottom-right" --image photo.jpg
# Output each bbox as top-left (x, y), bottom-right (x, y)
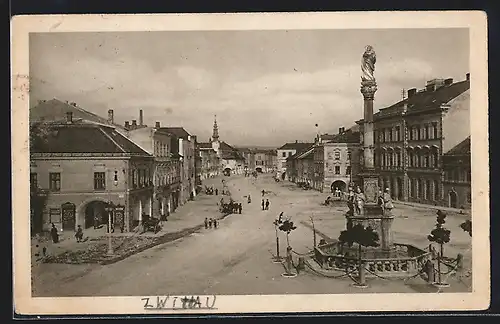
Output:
top-left (212, 115), bottom-right (219, 142)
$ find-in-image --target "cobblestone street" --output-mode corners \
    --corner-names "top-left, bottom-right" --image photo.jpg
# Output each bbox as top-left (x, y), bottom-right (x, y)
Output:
top-left (32, 174), bottom-right (472, 297)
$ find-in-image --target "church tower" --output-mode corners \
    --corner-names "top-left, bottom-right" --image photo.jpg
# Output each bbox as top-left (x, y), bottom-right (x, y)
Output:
top-left (211, 115), bottom-right (220, 154)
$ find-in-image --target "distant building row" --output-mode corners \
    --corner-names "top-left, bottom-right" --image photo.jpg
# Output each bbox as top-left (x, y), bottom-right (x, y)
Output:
top-left (279, 74), bottom-right (472, 210)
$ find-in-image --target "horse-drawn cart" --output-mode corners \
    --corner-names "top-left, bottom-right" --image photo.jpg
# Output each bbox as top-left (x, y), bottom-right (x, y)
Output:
top-left (142, 216), bottom-right (162, 234)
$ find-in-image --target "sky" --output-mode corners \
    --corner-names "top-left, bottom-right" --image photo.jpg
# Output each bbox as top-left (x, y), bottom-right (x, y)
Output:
top-left (29, 29), bottom-right (469, 147)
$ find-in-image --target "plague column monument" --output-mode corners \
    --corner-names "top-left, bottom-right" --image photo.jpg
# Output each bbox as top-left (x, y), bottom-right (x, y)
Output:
top-left (349, 45), bottom-right (394, 252)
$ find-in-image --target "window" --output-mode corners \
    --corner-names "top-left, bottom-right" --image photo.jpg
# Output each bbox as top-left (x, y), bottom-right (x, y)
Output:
top-left (389, 128), bottom-right (393, 142)
top-left (288, 152), bottom-right (292, 157)
top-left (434, 180), bottom-right (440, 201)
top-left (396, 126), bottom-right (401, 142)
top-left (417, 126), bottom-right (421, 140)
top-left (408, 178), bottom-right (413, 198)
top-left (334, 151), bottom-right (341, 160)
top-left (425, 180), bottom-right (431, 200)
top-left (432, 123), bottom-right (438, 139)
top-left (49, 172), bottom-right (61, 192)
top-left (424, 153), bottom-right (430, 168)
top-left (30, 172), bottom-right (37, 189)
top-left (132, 169), bottom-right (137, 188)
top-left (409, 151), bottom-right (414, 167)
top-left (94, 172), bottom-right (106, 190)
top-left (49, 208), bottom-right (61, 223)
top-left (334, 166), bottom-right (341, 174)
top-left (467, 191), bottom-right (471, 203)
top-left (347, 151), bottom-right (352, 161)
top-left (425, 125), bottom-right (429, 140)
top-left (381, 128), bottom-right (386, 142)
top-left (282, 152), bottom-right (286, 157)
top-left (346, 166), bottom-right (351, 175)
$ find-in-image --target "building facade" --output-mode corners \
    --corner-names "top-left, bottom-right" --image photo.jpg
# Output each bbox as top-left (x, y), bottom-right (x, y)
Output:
top-left (125, 115), bottom-right (182, 217)
top-left (442, 137), bottom-right (471, 209)
top-left (29, 114), bottom-right (154, 234)
top-left (313, 127), bottom-right (361, 193)
top-left (238, 148), bottom-right (277, 174)
top-left (161, 127), bottom-right (197, 204)
top-left (277, 142), bottom-right (314, 180)
top-left (198, 143), bottom-right (221, 179)
top-left (368, 74), bottom-right (470, 205)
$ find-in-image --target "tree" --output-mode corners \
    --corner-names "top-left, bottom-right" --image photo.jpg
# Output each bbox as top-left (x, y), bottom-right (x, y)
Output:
top-left (29, 121), bottom-right (52, 151)
top-left (279, 218), bottom-right (297, 277)
top-left (427, 210), bottom-right (451, 286)
top-left (459, 219), bottom-right (472, 237)
top-left (272, 212), bottom-right (284, 261)
top-left (339, 223), bottom-right (379, 287)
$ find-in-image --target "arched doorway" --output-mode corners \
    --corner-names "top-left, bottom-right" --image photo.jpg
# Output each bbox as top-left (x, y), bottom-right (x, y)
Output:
top-left (84, 201), bottom-right (107, 229)
top-left (331, 180), bottom-right (347, 193)
top-left (255, 167), bottom-right (263, 173)
top-left (449, 190), bottom-right (458, 208)
top-left (223, 167), bottom-right (231, 176)
top-left (281, 172), bottom-right (286, 180)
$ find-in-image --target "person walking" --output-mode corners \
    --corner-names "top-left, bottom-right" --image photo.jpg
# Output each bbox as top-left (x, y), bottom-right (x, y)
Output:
top-left (262, 199), bottom-right (265, 211)
top-left (204, 217), bottom-right (209, 229)
top-left (75, 225), bottom-right (83, 243)
top-left (238, 203), bottom-right (242, 214)
top-left (50, 223), bottom-right (59, 244)
top-left (262, 189), bottom-right (265, 197)
top-left (208, 218), bottom-right (213, 229)
top-left (265, 199), bottom-right (270, 210)
top-left (215, 188), bottom-right (218, 195)
top-left (213, 219), bottom-right (218, 229)
top-left (248, 195), bottom-right (251, 204)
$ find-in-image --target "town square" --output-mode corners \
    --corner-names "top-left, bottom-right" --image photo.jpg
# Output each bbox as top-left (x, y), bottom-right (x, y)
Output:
top-left (26, 27), bottom-right (474, 297)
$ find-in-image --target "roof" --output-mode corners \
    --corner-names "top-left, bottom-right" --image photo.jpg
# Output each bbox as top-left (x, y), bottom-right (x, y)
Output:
top-left (286, 145), bottom-right (315, 161)
top-left (323, 126), bottom-right (361, 144)
top-left (30, 98), bottom-right (127, 131)
top-left (444, 136), bottom-right (471, 156)
top-left (30, 121), bottom-right (151, 155)
top-left (374, 79), bottom-right (470, 120)
top-left (159, 127), bottom-right (192, 139)
top-left (197, 142), bottom-right (213, 149)
top-left (278, 142), bottom-right (314, 151)
top-left (297, 147), bottom-right (314, 159)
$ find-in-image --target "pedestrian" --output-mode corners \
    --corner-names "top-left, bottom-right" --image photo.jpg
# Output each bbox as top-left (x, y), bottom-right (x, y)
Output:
top-left (262, 199), bottom-right (265, 210)
top-left (215, 188), bottom-right (218, 195)
top-left (262, 189), bottom-right (265, 197)
top-left (93, 215), bottom-right (99, 229)
top-left (50, 223), bottom-right (59, 243)
top-left (238, 203), bottom-right (242, 214)
top-left (75, 225), bottom-right (83, 243)
top-left (248, 195), bottom-right (251, 204)
top-left (265, 199), bottom-right (270, 210)
top-left (213, 219), bottom-right (218, 229)
top-left (208, 218), bottom-right (213, 229)
top-left (204, 217), bottom-right (209, 229)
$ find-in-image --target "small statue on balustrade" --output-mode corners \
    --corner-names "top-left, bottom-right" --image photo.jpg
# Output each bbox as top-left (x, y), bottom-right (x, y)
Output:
top-left (346, 188), bottom-right (355, 216)
top-left (354, 186), bottom-right (365, 215)
top-left (383, 188), bottom-right (394, 216)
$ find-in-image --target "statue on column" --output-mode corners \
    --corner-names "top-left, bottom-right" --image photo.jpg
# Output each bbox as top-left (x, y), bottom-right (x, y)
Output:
top-left (354, 186), bottom-right (365, 215)
top-left (361, 45), bottom-right (377, 82)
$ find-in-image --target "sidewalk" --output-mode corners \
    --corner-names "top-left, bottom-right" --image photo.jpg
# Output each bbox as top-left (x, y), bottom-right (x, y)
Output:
top-left (33, 176), bottom-right (236, 265)
top-left (393, 200), bottom-right (470, 215)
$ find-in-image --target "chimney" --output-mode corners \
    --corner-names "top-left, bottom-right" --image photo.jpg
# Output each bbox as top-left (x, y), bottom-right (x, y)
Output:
top-left (66, 111), bottom-right (73, 123)
top-left (132, 120), bottom-right (137, 129)
top-left (124, 121), bottom-right (130, 129)
top-left (107, 109), bottom-right (114, 124)
top-left (407, 88), bottom-right (417, 98)
top-left (155, 121), bottom-right (160, 129)
top-left (295, 140), bottom-right (298, 143)
top-left (139, 110), bottom-right (144, 126)
top-left (466, 73), bottom-right (470, 81)
top-left (339, 127), bottom-right (343, 134)
top-left (444, 78), bottom-right (454, 86)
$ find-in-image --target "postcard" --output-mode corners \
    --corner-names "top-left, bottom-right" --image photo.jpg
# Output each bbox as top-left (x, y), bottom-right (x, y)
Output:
top-left (11, 11), bottom-right (489, 315)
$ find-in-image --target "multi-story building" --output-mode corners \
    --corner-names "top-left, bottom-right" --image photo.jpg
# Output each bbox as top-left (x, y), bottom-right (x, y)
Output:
top-left (125, 111), bottom-right (181, 217)
top-left (198, 143), bottom-right (221, 180)
top-left (364, 73), bottom-right (470, 205)
top-left (160, 127), bottom-right (197, 204)
top-left (442, 136), bottom-right (471, 209)
top-left (277, 141), bottom-right (314, 180)
top-left (312, 126), bottom-right (361, 193)
top-left (238, 148), bottom-right (277, 174)
top-left (198, 116), bottom-right (245, 176)
top-left (29, 113), bottom-right (154, 234)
